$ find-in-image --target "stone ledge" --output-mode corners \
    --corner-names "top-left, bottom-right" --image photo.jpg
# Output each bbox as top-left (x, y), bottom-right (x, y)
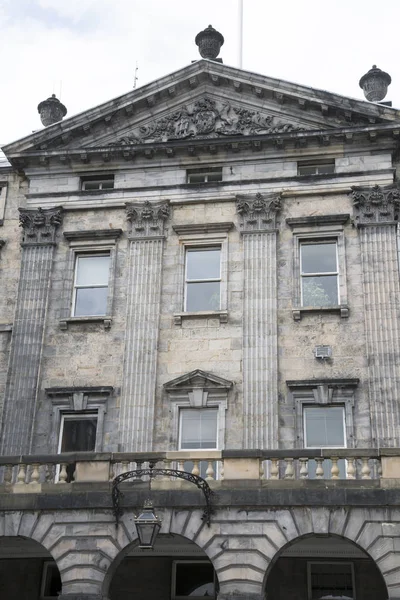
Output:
top-left (292, 305), bottom-right (349, 320)
top-left (174, 310), bottom-right (228, 325)
top-left (63, 228), bottom-right (123, 241)
top-left (59, 316), bottom-right (112, 330)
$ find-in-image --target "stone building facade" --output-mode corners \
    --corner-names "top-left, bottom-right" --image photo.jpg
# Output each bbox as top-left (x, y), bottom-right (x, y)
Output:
top-left (0, 31), bottom-right (400, 600)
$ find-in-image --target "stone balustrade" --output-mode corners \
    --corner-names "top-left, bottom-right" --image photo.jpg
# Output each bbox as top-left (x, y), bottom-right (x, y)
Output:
top-left (0, 448), bottom-right (399, 488)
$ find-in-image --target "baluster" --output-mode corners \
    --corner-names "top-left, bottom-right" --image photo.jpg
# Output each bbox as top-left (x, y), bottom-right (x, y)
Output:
top-left (3, 464), bottom-right (13, 485)
top-left (177, 460), bottom-right (185, 472)
top-left (58, 463), bottom-right (68, 484)
top-left (330, 457), bottom-right (340, 479)
top-left (205, 461), bottom-right (214, 481)
top-left (220, 460), bottom-right (224, 481)
top-left (192, 460), bottom-right (200, 477)
top-left (30, 463), bottom-right (40, 484)
top-left (377, 459), bottom-right (382, 478)
top-left (121, 460), bottom-right (130, 475)
top-left (259, 460), bottom-right (265, 480)
top-left (16, 464), bottom-right (26, 485)
top-left (162, 459), bottom-right (172, 481)
top-left (315, 458), bottom-right (324, 479)
top-left (299, 458), bottom-right (309, 479)
top-left (270, 458), bottom-right (279, 480)
top-left (45, 464), bottom-right (55, 483)
top-left (346, 458), bottom-right (356, 479)
top-left (284, 458), bottom-right (294, 479)
top-left (361, 457), bottom-right (371, 479)
top-left (109, 462), bottom-right (115, 482)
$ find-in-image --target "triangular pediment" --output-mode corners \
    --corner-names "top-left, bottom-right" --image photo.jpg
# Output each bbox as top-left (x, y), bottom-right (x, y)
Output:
top-left (4, 59), bottom-right (400, 162)
top-left (164, 369), bottom-right (233, 392)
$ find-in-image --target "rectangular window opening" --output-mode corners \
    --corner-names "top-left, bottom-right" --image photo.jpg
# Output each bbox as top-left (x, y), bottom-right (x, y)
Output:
top-left (81, 174), bottom-right (115, 190)
top-left (187, 167), bottom-right (223, 184)
top-left (185, 247), bottom-right (221, 312)
top-left (58, 412), bottom-right (98, 482)
top-left (304, 406), bottom-right (346, 478)
top-left (308, 561), bottom-right (355, 600)
top-left (41, 561), bottom-right (62, 598)
top-left (72, 253), bottom-right (110, 317)
top-left (300, 240), bottom-right (339, 307)
top-left (179, 408), bottom-right (218, 479)
top-left (172, 560), bottom-right (217, 599)
top-left (298, 161), bottom-right (335, 176)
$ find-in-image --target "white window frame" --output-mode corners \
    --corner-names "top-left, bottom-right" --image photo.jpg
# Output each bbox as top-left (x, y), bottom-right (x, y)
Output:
top-left (298, 160), bottom-right (335, 176)
top-left (61, 229), bottom-right (121, 329)
top-left (57, 412), bottom-right (99, 454)
top-left (172, 560), bottom-right (217, 600)
top-left (178, 407), bottom-right (219, 452)
top-left (307, 561), bottom-right (355, 600)
top-left (186, 167), bottom-right (223, 184)
top-left (184, 246), bottom-right (221, 312)
top-left (287, 216), bottom-right (349, 320)
top-left (300, 240), bottom-right (340, 307)
top-left (303, 405), bottom-right (346, 451)
top-left (72, 252), bottom-right (111, 317)
top-left (172, 224), bottom-right (232, 325)
top-left (81, 174), bottom-right (114, 191)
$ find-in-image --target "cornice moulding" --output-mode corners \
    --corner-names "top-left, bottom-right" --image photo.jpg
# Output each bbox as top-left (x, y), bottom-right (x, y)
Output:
top-left (286, 214), bottom-right (350, 227)
top-left (63, 228), bottom-right (123, 241)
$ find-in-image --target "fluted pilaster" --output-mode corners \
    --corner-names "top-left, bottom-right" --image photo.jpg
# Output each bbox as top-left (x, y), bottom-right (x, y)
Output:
top-left (119, 201), bottom-right (169, 451)
top-left (352, 184), bottom-right (400, 446)
top-left (237, 193), bottom-right (280, 449)
top-left (0, 207), bottom-right (63, 455)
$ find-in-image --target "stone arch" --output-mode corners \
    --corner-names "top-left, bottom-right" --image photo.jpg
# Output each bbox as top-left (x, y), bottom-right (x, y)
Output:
top-left (256, 507), bottom-right (400, 599)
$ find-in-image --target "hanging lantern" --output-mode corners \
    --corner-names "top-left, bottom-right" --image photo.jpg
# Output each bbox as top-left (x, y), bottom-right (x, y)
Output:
top-left (134, 500), bottom-right (162, 549)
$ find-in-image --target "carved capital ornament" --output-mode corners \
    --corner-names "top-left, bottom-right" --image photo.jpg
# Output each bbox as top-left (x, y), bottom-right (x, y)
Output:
top-left (19, 206), bottom-right (63, 245)
top-left (236, 192), bottom-right (282, 232)
top-left (126, 200), bottom-right (170, 238)
top-left (350, 184), bottom-right (400, 226)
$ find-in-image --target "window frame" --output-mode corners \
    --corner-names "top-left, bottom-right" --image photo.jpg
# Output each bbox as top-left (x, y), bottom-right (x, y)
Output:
top-left (307, 561), bottom-right (356, 600)
top-left (60, 229), bottom-right (122, 329)
top-left (80, 174), bottom-right (115, 191)
top-left (297, 160), bottom-right (335, 176)
top-left (178, 407), bottom-right (219, 452)
top-left (186, 167), bottom-right (223, 184)
top-left (172, 224), bottom-right (232, 325)
top-left (171, 560), bottom-right (217, 600)
top-left (184, 246), bottom-right (222, 312)
top-left (57, 411), bottom-right (99, 454)
top-left (303, 405), bottom-right (346, 450)
top-left (287, 216), bottom-right (349, 320)
top-left (300, 239), bottom-right (340, 307)
top-left (71, 252), bottom-right (111, 317)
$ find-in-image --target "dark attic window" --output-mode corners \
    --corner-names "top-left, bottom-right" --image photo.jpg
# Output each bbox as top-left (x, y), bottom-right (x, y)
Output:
top-left (81, 174), bottom-right (115, 191)
top-left (187, 167), bottom-right (223, 184)
top-left (297, 160), bottom-right (335, 176)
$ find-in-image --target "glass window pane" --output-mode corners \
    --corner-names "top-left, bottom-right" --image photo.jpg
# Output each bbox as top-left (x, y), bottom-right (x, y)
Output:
top-left (305, 407), bottom-right (345, 447)
top-left (175, 562), bottom-right (215, 596)
top-left (188, 173), bottom-right (206, 184)
top-left (75, 287), bottom-right (108, 316)
top-left (301, 243), bottom-right (337, 274)
top-left (302, 275), bottom-right (338, 306)
top-left (82, 181), bottom-right (101, 190)
top-left (101, 180), bottom-right (114, 189)
top-left (207, 170), bottom-right (223, 182)
top-left (186, 249), bottom-right (220, 280)
top-left (180, 409), bottom-right (218, 449)
top-left (76, 255), bottom-right (110, 286)
top-left (186, 282), bottom-right (220, 311)
top-left (311, 563), bottom-right (353, 599)
top-left (61, 417), bottom-right (97, 452)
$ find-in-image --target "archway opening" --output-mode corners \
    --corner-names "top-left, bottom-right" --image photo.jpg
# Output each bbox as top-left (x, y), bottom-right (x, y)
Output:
top-left (0, 536), bottom-right (61, 598)
top-left (107, 534), bottom-right (218, 600)
top-left (265, 534), bottom-right (388, 600)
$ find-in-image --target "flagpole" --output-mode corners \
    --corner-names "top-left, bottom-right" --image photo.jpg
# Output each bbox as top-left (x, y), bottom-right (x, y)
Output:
top-left (238, 0), bottom-right (243, 68)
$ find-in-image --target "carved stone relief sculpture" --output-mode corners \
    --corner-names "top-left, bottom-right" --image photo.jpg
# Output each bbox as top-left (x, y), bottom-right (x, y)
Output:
top-left (111, 97), bottom-right (304, 145)
top-left (351, 183), bottom-right (400, 225)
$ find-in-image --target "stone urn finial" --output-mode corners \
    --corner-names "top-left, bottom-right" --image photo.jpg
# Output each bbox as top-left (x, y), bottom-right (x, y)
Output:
top-left (195, 24), bottom-right (224, 60)
top-left (37, 93), bottom-right (67, 127)
top-left (359, 65), bottom-right (391, 102)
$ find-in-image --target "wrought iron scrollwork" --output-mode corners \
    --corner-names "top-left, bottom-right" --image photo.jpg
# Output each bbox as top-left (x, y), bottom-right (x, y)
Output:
top-left (111, 464), bottom-right (214, 526)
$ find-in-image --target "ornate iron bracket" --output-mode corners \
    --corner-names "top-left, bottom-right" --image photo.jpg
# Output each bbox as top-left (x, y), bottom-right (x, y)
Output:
top-left (111, 464), bottom-right (214, 527)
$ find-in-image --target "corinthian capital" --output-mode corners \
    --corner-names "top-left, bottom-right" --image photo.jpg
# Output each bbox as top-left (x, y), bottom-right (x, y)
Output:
top-left (236, 192), bottom-right (282, 232)
top-left (126, 200), bottom-right (170, 238)
top-left (351, 183), bottom-right (400, 226)
top-left (19, 206), bottom-right (63, 245)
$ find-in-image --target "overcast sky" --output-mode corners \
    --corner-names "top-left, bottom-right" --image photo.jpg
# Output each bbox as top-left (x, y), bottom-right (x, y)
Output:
top-left (1, 0), bottom-right (400, 145)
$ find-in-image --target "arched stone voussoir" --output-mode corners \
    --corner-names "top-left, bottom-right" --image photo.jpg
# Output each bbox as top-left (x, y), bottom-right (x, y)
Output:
top-left (213, 551), bottom-right (269, 574)
top-left (217, 566), bottom-right (264, 586)
top-left (61, 566), bottom-right (106, 595)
